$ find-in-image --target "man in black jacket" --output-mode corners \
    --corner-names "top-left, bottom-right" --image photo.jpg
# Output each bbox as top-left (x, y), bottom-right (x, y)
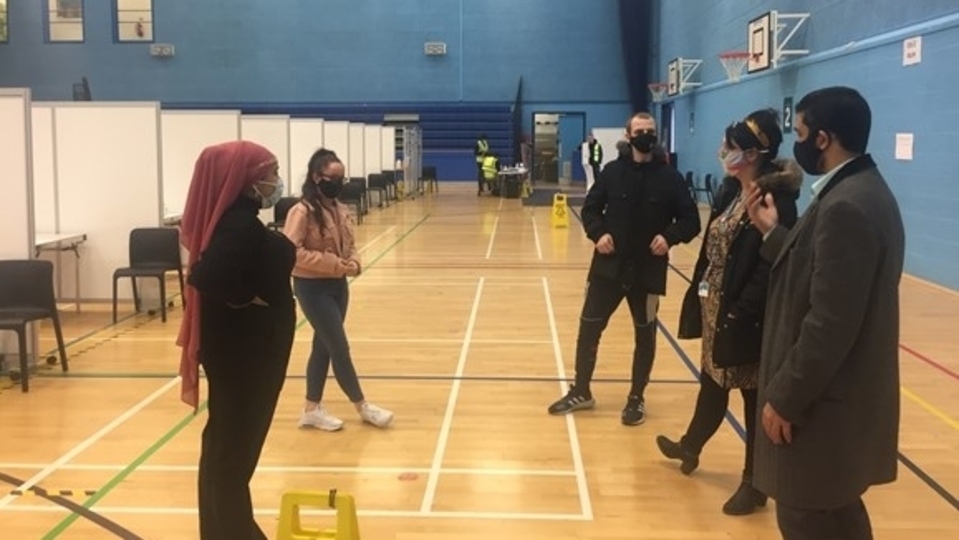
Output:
top-left (548, 112), bottom-right (701, 425)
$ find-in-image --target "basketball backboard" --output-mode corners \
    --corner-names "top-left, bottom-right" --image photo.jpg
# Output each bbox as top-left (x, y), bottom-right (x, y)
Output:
top-left (748, 12), bottom-right (772, 73)
top-left (667, 59), bottom-right (680, 96)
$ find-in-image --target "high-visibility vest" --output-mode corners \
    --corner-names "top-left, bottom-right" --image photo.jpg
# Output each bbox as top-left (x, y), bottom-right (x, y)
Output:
top-left (482, 155), bottom-right (498, 180)
top-left (589, 141), bottom-right (603, 165)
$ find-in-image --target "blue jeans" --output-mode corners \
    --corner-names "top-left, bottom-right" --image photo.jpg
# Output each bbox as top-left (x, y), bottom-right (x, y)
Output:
top-left (293, 277), bottom-right (364, 404)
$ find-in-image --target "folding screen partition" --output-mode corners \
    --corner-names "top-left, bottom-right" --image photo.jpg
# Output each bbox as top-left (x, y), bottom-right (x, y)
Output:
top-left (0, 89), bottom-right (37, 363)
top-left (50, 102), bottom-right (163, 301)
top-left (364, 124), bottom-right (383, 175)
top-left (240, 115), bottom-right (291, 195)
top-left (347, 123), bottom-right (366, 179)
top-left (161, 110), bottom-right (241, 218)
top-left (289, 118), bottom-right (325, 189)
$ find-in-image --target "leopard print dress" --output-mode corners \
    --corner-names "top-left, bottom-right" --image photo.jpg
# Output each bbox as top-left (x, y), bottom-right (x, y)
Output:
top-left (700, 196), bottom-right (759, 390)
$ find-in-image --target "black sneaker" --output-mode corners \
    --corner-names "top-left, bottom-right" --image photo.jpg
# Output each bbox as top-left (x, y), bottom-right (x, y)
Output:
top-left (621, 395), bottom-right (645, 425)
top-left (548, 385), bottom-right (595, 415)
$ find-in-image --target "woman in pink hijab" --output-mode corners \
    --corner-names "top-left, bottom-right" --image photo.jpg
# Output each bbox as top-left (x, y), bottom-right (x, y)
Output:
top-left (177, 141), bottom-right (295, 539)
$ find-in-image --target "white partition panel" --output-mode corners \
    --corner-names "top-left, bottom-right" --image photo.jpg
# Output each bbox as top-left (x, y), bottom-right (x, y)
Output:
top-left (363, 125), bottom-right (383, 175)
top-left (289, 118), bottom-right (325, 188)
top-left (31, 105), bottom-right (57, 233)
top-left (161, 110), bottom-right (240, 217)
top-left (592, 127), bottom-right (626, 170)
top-left (380, 126), bottom-right (396, 172)
top-left (0, 89), bottom-right (36, 361)
top-left (0, 89), bottom-right (35, 259)
top-left (348, 123), bottom-right (366, 179)
top-left (323, 121), bottom-right (350, 175)
top-left (240, 115), bottom-right (291, 194)
top-left (54, 102), bottom-right (162, 301)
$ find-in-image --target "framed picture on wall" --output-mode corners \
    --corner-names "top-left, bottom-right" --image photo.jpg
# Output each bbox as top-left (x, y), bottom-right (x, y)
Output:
top-left (56, 0), bottom-right (83, 19)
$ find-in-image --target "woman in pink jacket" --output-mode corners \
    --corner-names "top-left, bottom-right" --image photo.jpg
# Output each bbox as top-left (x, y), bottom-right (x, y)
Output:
top-left (283, 148), bottom-right (393, 431)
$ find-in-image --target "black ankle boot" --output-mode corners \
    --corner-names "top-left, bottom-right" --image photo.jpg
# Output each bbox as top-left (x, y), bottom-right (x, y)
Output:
top-left (655, 435), bottom-right (700, 475)
top-left (722, 481), bottom-right (767, 516)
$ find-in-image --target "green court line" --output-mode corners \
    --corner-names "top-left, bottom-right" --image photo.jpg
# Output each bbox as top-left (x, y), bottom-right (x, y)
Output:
top-left (40, 213), bottom-right (429, 539)
top-left (41, 401), bottom-right (209, 540)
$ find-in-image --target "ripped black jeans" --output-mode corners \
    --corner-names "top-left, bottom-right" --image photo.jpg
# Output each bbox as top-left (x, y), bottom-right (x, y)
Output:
top-left (573, 277), bottom-right (659, 398)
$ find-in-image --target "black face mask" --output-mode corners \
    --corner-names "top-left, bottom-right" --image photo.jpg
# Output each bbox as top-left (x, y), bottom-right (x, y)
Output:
top-left (318, 178), bottom-right (344, 199)
top-left (630, 133), bottom-right (657, 153)
top-left (793, 130), bottom-right (826, 175)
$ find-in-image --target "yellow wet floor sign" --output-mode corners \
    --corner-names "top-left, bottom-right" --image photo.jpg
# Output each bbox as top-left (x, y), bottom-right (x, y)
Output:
top-left (551, 193), bottom-right (569, 228)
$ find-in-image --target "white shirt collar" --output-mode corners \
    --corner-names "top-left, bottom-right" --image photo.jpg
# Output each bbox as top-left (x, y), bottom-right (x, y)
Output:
top-left (810, 157), bottom-right (857, 197)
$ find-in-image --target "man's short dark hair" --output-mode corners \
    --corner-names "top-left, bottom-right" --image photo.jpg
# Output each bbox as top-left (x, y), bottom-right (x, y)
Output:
top-left (795, 86), bottom-right (872, 154)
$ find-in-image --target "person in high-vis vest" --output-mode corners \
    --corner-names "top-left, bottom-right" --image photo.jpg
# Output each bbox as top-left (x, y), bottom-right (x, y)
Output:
top-left (475, 133), bottom-right (489, 195)
top-left (481, 153), bottom-right (499, 195)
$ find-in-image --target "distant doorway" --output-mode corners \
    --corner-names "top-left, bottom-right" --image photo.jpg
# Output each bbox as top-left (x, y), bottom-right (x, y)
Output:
top-left (532, 111), bottom-right (585, 185)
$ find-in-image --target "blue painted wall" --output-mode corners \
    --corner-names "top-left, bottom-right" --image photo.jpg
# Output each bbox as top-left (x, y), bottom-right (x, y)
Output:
top-left (0, 0), bottom-right (628, 106)
top-left (652, 0), bottom-right (959, 291)
top-left (0, 0), bottom-right (633, 181)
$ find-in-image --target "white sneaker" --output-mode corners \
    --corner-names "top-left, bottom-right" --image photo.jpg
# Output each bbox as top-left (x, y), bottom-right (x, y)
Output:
top-left (299, 407), bottom-right (344, 431)
top-left (358, 402), bottom-right (393, 428)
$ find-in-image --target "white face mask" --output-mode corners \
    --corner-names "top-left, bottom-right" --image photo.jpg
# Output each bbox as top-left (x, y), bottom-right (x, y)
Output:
top-left (255, 179), bottom-right (284, 209)
top-left (718, 144), bottom-right (747, 175)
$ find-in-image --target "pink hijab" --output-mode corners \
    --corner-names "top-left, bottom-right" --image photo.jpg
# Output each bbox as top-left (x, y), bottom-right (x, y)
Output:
top-left (176, 141), bottom-right (277, 410)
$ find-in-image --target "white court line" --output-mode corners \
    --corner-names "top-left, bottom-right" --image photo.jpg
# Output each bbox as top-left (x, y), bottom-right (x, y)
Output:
top-left (0, 377), bottom-right (179, 509)
top-left (497, 196), bottom-right (504, 211)
top-left (0, 463), bottom-right (575, 477)
top-left (532, 215), bottom-right (543, 260)
top-left (484, 216), bottom-right (500, 259)
top-left (542, 277), bottom-right (593, 520)
top-left (2, 505), bottom-right (588, 521)
top-left (356, 225), bottom-right (398, 254)
top-left (420, 277), bottom-right (485, 513)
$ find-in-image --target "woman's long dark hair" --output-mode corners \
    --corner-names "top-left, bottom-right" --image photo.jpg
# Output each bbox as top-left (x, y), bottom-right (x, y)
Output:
top-left (301, 148), bottom-right (341, 229)
top-left (724, 108), bottom-right (783, 178)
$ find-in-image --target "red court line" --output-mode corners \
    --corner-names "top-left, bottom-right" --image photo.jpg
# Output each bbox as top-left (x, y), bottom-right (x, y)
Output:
top-left (900, 343), bottom-right (959, 383)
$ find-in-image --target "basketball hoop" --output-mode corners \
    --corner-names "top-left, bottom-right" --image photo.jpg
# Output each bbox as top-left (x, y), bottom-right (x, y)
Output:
top-left (648, 82), bottom-right (668, 103)
top-left (718, 51), bottom-right (751, 82)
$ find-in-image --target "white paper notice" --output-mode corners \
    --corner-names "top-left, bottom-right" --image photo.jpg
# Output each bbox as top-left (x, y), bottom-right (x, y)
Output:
top-left (895, 133), bottom-right (914, 161)
top-left (903, 36), bottom-right (922, 66)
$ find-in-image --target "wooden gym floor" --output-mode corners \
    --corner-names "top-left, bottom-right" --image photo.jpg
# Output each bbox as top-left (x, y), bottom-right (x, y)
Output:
top-left (1, 184), bottom-right (957, 539)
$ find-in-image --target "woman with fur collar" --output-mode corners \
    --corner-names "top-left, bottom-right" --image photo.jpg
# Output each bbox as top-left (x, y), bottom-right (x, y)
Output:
top-left (657, 108), bottom-right (803, 516)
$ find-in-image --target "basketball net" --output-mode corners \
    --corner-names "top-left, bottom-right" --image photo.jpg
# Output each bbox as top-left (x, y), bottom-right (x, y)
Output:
top-left (719, 52), bottom-right (751, 82)
top-left (648, 83), bottom-right (668, 103)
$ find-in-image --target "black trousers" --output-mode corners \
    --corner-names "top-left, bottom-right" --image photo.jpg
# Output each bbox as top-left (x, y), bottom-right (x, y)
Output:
top-left (574, 278), bottom-right (659, 398)
top-left (777, 498), bottom-right (873, 540)
top-left (198, 332), bottom-right (292, 539)
top-left (681, 373), bottom-right (758, 479)
top-left (476, 162), bottom-right (485, 192)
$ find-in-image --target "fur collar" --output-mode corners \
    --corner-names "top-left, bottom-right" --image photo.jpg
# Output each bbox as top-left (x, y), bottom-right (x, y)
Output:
top-left (755, 159), bottom-right (804, 193)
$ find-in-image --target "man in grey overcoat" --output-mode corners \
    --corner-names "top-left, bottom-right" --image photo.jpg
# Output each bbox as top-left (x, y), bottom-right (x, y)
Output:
top-left (744, 86), bottom-right (905, 539)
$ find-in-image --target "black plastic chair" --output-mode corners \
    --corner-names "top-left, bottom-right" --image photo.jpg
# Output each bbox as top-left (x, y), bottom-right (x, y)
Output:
top-left (112, 228), bottom-right (185, 323)
top-left (340, 182), bottom-right (365, 224)
top-left (0, 260), bottom-right (69, 392)
top-left (267, 197), bottom-right (300, 230)
top-left (421, 166), bottom-right (438, 193)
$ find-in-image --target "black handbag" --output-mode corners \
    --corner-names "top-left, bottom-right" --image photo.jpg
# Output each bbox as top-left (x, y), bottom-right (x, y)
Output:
top-left (712, 313), bottom-right (763, 368)
top-left (677, 284), bottom-right (702, 339)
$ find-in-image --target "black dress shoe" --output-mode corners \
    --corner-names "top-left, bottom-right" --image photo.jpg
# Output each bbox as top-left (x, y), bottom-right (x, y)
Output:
top-left (655, 435), bottom-right (699, 475)
top-left (722, 481), bottom-right (768, 516)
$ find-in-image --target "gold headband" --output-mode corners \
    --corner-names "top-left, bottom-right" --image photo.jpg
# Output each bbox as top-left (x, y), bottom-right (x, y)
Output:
top-left (745, 119), bottom-right (770, 149)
